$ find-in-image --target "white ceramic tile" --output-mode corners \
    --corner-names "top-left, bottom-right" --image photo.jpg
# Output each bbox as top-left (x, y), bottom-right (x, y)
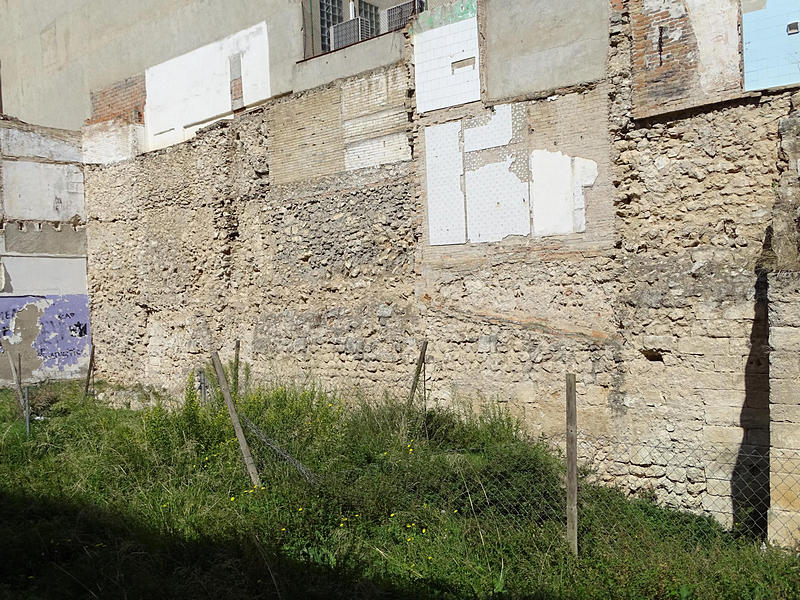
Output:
top-left (465, 158), bottom-right (530, 243)
top-left (425, 121), bottom-right (466, 245)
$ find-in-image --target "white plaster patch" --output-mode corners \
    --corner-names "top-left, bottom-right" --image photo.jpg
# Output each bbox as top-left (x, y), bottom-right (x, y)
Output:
top-left (425, 121), bottom-right (466, 245)
top-left (464, 104), bottom-right (513, 152)
top-left (345, 133), bottom-right (411, 171)
top-left (414, 17), bottom-right (480, 114)
top-left (1, 256), bottom-right (88, 295)
top-left (0, 128), bottom-right (81, 162)
top-left (82, 121), bottom-right (143, 165)
top-left (684, 0), bottom-right (740, 94)
top-left (144, 22), bottom-right (270, 151)
top-left (643, 0), bottom-right (686, 18)
top-left (530, 150), bottom-right (597, 236)
top-left (1, 160), bottom-right (85, 222)
top-left (465, 158), bottom-right (530, 243)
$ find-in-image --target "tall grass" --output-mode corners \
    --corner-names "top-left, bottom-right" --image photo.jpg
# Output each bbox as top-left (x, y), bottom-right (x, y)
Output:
top-left (0, 378), bottom-right (797, 599)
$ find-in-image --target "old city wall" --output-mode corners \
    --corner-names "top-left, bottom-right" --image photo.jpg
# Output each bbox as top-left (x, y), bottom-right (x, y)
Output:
top-left (85, 0), bottom-right (800, 542)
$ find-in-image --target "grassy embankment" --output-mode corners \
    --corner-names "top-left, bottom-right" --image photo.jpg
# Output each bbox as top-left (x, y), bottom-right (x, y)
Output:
top-left (0, 375), bottom-right (797, 599)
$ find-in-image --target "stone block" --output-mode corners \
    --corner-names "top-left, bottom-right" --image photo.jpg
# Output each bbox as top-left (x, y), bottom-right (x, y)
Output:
top-left (768, 509), bottom-right (800, 549)
top-left (703, 425), bottom-right (744, 445)
top-left (770, 327), bottom-right (800, 352)
top-left (772, 423), bottom-right (800, 450)
top-left (771, 378), bottom-right (800, 406)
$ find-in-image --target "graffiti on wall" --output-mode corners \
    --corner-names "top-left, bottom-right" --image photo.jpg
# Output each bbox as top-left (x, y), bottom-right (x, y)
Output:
top-left (0, 294), bottom-right (91, 382)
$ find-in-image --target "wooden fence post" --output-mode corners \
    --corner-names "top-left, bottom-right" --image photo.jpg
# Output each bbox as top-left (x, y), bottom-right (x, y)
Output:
top-left (84, 344), bottom-right (95, 400)
top-left (406, 339), bottom-right (428, 409)
top-left (232, 340), bottom-right (241, 399)
top-left (212, 351), bottom-right (261, 488)
top-left (566, 372), bottom-right (578, 556)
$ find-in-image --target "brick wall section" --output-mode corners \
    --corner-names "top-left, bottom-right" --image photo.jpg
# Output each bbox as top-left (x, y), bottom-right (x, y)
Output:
top-left (267, 65), bottom-right (411, 184)
top-left (526, 85), bottom-right (614, 248)
top-left (87, 74), bottom-right (146, 125)
top-left (266, 86), bottom-right (345, 184)
top-left (341, 66), bottom-right (408, 144)
top-left (230, 77), bottom-right (244, 111)
top-left (631, 0), bottom-right (743, 118)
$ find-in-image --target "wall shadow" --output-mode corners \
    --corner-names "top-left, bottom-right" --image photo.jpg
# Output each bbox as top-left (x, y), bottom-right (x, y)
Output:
top-left (0, 489), bottom-right (564, 600)
top-left (731, 263), bottom-right (770, 540)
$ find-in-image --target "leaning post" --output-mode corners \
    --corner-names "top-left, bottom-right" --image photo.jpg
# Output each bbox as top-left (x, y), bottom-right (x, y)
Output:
top-left (211, 351), bottom-right (261, 488)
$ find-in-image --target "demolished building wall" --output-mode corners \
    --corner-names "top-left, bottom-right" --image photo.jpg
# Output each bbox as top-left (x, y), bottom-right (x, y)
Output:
top-left (0, 116), bottom-right (91, 384)
top-left (82, 0), bottom-right (800, 545)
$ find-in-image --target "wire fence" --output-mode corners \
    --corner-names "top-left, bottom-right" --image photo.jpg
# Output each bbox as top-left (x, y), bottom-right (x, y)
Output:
top-left (252, 434), bottom-right (800, 555)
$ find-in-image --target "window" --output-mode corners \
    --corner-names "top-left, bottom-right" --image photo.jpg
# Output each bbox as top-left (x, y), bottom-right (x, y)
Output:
top-left (359, 1), bottom-right (380, 37)
top-left (320, 0), bottom-right (343, 52)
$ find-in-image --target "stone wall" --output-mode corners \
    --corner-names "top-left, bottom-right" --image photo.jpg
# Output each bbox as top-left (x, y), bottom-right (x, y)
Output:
top-left (84, 0), bottom-right (800, 536)
top-left (768, 272), bottom-right (800, 547)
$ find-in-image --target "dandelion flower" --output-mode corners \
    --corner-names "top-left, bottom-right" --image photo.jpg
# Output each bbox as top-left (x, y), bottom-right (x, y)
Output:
top-left (390, 513), bottom-right (395, 517)
top-left (230, 497), bottom-right (235, 501)
top-left (428, 556), bottom-right (432, 560)
top-left (422, 528), bottom-right (426, 533)
top-left (281, 528), bottom-right (286, 531)
top-left (453, 509), bottom-right (458, 513)
top-left (407, 537), bottom-right (412, 542)
top-left (298, 507), bottom-right (303, 511)
top-left (340, 523), bottom-right (344, 527)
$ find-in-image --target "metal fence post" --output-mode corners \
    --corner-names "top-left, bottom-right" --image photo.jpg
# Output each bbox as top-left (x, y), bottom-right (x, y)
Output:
top-left (24, 386), bottom-right (30, 439)
top-left (566, 373), bottom-right (578, 556)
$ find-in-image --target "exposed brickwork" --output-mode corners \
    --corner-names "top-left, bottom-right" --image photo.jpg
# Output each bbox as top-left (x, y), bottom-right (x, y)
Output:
top-left (266, 85), bottom-right (345, 184)
top-left (230, 77), bottom-right (243, 111)
top-left (83, 1), bottom-right (800, 538)
top-left (631, 0), bottom-right (743, 119)
top-left (267, 65), bottom-right (411, 184)
top-left (87, 74), bottom-right (145, 125)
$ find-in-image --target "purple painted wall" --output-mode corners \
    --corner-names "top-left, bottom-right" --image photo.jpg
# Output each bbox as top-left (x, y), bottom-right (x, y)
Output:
top-left (0, 294), bottom-right (91, 382)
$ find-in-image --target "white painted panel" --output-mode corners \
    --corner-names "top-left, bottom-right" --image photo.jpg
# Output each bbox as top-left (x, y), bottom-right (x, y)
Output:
top-left (414, 17), bottom-right (481, 113)
top-left (465, 158), bottom-right (530, 243)
top-left (82, 121), bottom-right (142, 165)
top-left (530, 150), bottom-right (597, 236)
top-left (144, 22), bottom-right (270, 151)
top-left (572, 157), bottom-right (598, 233)
top-left (345, 133), bottom-right (411, 171)
top-left (464, 104), bottom-right (513, 152)
top-left (1, 256), bottom-right (87, 295)
top-left (425, 121), bottom-right (466, 245)
top-left (0, 128), bottom-right (81, 162)
top-left (2, 160), bottom-right (85, 221)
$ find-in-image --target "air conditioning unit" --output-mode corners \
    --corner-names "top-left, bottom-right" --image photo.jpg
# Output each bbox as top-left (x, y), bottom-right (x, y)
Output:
top-left (382, 0), bottom-right (425, 33)
top-left (330, 17), bottom-right (371, 50)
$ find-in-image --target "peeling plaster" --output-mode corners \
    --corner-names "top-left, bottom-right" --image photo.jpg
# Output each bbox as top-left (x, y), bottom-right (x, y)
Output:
top-left (684, 0), bottom-right (740, 94)
top-left (742, 0), bottom-right (768, 12)
top-left (464, 104), bottom-right (513, 152)
top-left (530, 150), bottom-right (598, 236)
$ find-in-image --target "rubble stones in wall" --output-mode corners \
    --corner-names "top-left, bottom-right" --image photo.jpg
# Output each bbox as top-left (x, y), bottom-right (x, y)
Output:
top-left (85, 4), bottom-right (800, 534)
top-left (86, 101), bottom-right (421, 391)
